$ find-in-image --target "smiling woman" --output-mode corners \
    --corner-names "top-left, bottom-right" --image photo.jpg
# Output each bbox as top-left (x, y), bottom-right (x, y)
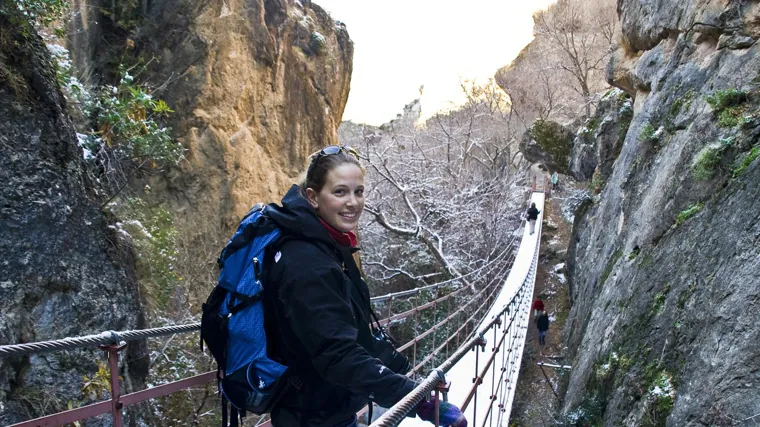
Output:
top-left (256, 145), bottom-right (466, 426)
top-left (302, 145), bottom-right (366, 233)
top-left (305, 162), bottom-right (365, 233)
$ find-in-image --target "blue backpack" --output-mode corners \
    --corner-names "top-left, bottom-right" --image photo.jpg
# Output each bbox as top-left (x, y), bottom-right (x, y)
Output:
top-left (200, 204), bottom-right (298, 425)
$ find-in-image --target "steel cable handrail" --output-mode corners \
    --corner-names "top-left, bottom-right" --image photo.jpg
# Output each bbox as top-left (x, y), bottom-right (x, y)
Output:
top-left (0, 323), bottom-right (200, 357)
top-left (370, 215), bottom-right (542, 427)
top-left (395, 249), bottom-right (515, 359)
top-left (369, 288), bottom-right (526, 427)
top-left (1, 195), bottom-right (542, 427)
top-left (0, 238), bottom-right (518, 358)
top-left (376, 250), bottom-right (515, 328)
top-left (370, 235), bottom-right (518, 303)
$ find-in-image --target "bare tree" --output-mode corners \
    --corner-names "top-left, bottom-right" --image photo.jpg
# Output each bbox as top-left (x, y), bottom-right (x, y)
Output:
top-left (496, 52), bottom-right (566, 125)
top-left (340, 82), bottom-right (528, 295)
top-left (533, 0), bottom-right (617, 116)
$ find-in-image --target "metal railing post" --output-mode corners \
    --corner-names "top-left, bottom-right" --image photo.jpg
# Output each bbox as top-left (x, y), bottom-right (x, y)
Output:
top-left (434, 388), bottom-right (440, 427)
top-left (102, 343), bottom-right (127, 427)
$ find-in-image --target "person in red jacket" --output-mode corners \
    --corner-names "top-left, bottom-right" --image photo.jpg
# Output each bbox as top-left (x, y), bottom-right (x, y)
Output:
top-left (531, 296), bottom-right (545, 319)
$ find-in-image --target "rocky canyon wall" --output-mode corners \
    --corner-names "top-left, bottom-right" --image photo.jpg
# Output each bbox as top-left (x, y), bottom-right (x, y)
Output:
top-left (562, 1), bottom-right (760, 425)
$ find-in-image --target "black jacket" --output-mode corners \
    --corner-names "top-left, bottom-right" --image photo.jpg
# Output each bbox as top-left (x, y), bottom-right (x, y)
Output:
top-left (536, 313), bottom-right (550, 332)
top-left (527, 206), bottom-right (540, 220)
top-left (262, 185), bottom-right (416, 417)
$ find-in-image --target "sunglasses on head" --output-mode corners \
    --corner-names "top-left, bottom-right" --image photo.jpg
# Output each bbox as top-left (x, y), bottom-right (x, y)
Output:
top-left (310, 145), bottom-right (360, 161)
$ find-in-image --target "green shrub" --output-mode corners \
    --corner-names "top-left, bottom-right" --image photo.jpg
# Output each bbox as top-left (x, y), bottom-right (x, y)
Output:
top-left (651, 284), bottom-right (670, 315)
top-left (13, 0), bottom-right (67, 26)
top-left (115, 199), bottom-right (180, 312)
top-left (706, 89), bottom-right (750, 128)
top-left (639, 121), bottom-right (663, 144)
top-left (99, 0), bottom-right (143, 32)
top-left (92, 69), bottom-right (182, 166)
top-left (733, 145), bottom-right (760, 177)
top-left (640, 122), bottom-right (654, 141)
top-left (595, 351), bottom-right (630, 382)
top-left (717, 107), bottom-right (749, 128)
top-left (669, 89), bottom-right (695, 117)
top-left (565, 394), bottom-right (604, 426)
top-left (579, 117), bottom-right (601, 137)
top-left (692, 147), bottom-right (722, 180)
top-left (706, 88), bottom-right (748, 110)
top-left (309, 31), bottom-right (327, 55)
top-left (589, 171), bottom-right (606, 194)
top-left (528, 120), bottom-right (572, 168)
top-left (643, 371), bottom-right (676, 427)
top-left (675, 202), bottom-right (703, 226)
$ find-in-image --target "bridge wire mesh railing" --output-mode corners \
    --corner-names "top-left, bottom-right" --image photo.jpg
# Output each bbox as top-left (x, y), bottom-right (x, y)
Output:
top-left (0, 229), bottom-right (530, 427)
top-left (369, 217), bottom-right (541, 427)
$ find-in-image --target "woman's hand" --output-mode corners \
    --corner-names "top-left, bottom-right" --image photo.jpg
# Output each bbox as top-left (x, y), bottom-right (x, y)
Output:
top-left (415, 395), bottom-right (467, 427)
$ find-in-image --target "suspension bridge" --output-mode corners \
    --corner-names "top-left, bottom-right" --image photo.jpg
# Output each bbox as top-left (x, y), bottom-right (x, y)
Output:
top-left (0, 187), bottom-right (547, 427)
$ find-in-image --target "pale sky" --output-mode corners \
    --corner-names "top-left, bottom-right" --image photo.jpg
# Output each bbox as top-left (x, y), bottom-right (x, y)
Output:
top-left (315, 0), bottom-right (557, 125)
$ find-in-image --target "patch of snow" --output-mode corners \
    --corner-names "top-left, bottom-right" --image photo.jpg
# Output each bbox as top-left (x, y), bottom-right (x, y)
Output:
top-left (108, 223), bottom-right (130, 238)
top-left (123, 220), bottom-right (153, 239)
top-left (555, 273), bottom-right (566, 284)
top-left (619, 99), bottom-right (633, 115)
top-left (602, 88), bottom-right (625, 101)
top-left (120, 72), bottom-right (134, 85)
top-left (598, 115), bottom-right (612, 130)
top-left (220, 1), bottom-right (231, 17)
top-left (76, 133), bottom-right (94, 160)
top-left (553, 263), bottom-right (565, 272)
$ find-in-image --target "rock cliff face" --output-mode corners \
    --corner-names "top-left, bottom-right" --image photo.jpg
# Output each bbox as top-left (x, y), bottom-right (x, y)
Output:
top-left (137, 0), bottom-right (353, 230)
top-left (569, 88), bottom-right (633, 181)
top-left (0, 0), bottom-right (352, 422)
top-left (562, 1), bottom-right (760, 425)
top-left (0, 5), bottom-right (145, 424)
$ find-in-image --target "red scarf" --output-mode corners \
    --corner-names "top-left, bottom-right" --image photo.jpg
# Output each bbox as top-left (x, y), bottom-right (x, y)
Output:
top-left (318, 218), bottom-right (358, 248)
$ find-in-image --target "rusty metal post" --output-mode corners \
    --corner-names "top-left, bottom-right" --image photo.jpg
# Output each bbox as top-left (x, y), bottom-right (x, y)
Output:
top-left (103, 344), bottom-right (126, 427)
top-left (472, 335), bottom-right (484, 427)
top-left (412, 295), bottom-right (419, 370)
top-left (431, 379), bottom-right (450, 427)
top-left (430, 294), bottom-right (438, 371)
top-left (434, 388), bottom-right (440, 427)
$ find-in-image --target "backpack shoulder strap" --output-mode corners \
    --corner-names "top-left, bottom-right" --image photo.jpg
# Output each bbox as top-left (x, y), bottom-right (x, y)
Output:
top-left (338, 246), bottom-right (385, 333)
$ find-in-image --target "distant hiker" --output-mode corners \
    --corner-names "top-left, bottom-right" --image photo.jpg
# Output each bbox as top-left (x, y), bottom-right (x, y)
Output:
top-left (551, 171), bottom-right (559, 190)
top-left (531, 296), bottom-right (545, 319)
top-left (215, 145), bottom-right (466, 427)
top-left (536, 311), bottom-right (550, 345)
top-left (526, 202), bottom-right (541, 235)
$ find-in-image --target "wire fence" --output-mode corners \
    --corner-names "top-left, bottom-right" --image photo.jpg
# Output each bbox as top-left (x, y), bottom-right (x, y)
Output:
top-left (0, 206), bottom-right (538, 427)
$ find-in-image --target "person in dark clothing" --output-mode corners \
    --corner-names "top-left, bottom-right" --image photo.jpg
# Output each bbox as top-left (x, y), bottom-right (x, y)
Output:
top-left (526, 202), bottom-right (541, 235)
top-left (536, 311), bottom-right (550, 345)
top-left (261, 146), bottom-right (466, 427)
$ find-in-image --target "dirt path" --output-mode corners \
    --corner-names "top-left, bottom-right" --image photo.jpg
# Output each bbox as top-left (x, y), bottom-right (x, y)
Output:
top-left (509, 187), bottom-right (574, 426)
